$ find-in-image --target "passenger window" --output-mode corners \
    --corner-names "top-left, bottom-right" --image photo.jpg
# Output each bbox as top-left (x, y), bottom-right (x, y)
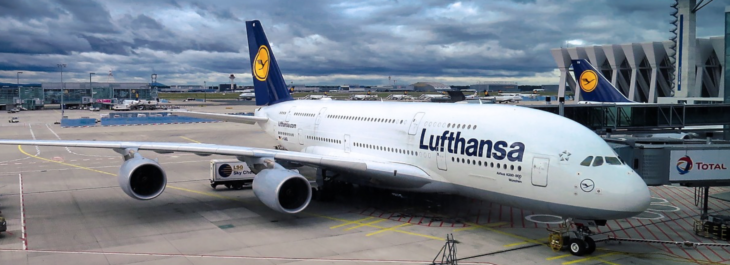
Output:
top-left (605, 156), bottom-right (622, 165)
top-left (580, 156), bottom-right (593, 166)
top-left (592, 156), bottom-right (604, 167)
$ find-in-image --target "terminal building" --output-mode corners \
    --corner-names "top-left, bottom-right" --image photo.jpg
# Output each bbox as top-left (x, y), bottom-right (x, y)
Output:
top-left (0, 82), bottom-right (156, 110)
top-left (552, 0), bottom-right (728, 104)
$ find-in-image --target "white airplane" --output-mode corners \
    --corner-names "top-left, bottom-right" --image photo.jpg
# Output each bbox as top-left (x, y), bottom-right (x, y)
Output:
top-left (239, 91), bottom-right (256, 100)
top-left (0, 20), bottom-right (650, 256)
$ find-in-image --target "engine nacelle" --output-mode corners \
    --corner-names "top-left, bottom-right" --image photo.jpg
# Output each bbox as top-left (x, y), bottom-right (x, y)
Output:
top-left (118, 154), bottom-right (167, 200)
top-left (253, 169), bottom-right (312, 214)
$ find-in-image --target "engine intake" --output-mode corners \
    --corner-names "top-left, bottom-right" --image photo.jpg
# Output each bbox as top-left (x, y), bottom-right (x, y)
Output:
top-left (253, 169), bottom-right (312, 214)
top-left (118, 154), bottom-right (167, 200)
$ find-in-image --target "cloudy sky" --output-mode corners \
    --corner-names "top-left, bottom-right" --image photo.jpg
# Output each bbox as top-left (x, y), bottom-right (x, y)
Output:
top-left (0, 0), bottom-right (727, 86)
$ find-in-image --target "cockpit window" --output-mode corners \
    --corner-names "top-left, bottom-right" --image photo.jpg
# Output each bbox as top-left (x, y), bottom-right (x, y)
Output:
top-left (605, 156), bottom-right (622, 165)
top-left (592, 156), bottom-right (604, 167)
top-left (580, 156), bottom-right (593, 166)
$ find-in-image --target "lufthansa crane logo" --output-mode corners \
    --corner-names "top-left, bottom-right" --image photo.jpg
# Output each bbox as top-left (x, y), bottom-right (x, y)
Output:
top-left (580, 179), bottom-right (595, 192)
top-left (579, 70), bottom-right (598, 93)
top-left (218, 164), bottom-right (233, 178)
top-left (253, 45), bottom-right (270, 81)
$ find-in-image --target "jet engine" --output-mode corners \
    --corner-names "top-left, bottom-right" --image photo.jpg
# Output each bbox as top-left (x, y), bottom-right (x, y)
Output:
top-left (253, 168), bottom-right (312, 214)
top-left (118, 154), bottom-right (167, 200)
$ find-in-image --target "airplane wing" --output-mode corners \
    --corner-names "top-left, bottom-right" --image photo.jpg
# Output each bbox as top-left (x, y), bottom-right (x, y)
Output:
top-left (0, 139), bottom-right (432, 186)
top-left (171, 110), bottom-right (268, 124)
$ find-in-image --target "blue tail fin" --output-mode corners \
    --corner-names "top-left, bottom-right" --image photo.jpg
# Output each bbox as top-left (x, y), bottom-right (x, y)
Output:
top-left (246, 20), bottom-right (293, 106)
top-left (571, 59), bottom-right (632, 103)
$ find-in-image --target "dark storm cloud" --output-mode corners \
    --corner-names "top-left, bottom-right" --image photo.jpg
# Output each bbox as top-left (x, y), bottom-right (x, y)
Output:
top-left (0, 0), bottom-right (728, 85)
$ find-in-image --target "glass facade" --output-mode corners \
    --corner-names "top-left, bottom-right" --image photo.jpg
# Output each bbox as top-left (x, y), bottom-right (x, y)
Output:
top-left (725, 9), bottom-right (730, 102)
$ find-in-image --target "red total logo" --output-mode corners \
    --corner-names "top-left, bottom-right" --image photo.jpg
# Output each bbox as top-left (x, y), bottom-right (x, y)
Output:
top-left (695, 162), bottom-right (727, 171)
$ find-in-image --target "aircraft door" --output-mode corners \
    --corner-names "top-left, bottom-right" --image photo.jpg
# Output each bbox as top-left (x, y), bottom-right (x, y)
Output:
top-left (315, 107), bottom-right (327, 125)
top-left (531, 157), bottom-right (549, 187)
top-left (298, 128), bottom-right (304, 145)
top-left (344, 134), bottom-right (351, 153)
top-left (436, 152), bottom-right (447, 171)
top-left (286, 107), bottom-right (296, 121)
top-left (408, 112), bottom-right (425, 135)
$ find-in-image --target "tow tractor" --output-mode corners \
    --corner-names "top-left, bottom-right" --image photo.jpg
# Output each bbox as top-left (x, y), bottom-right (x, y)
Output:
top-left (548, 219), bottom-right (598, 256)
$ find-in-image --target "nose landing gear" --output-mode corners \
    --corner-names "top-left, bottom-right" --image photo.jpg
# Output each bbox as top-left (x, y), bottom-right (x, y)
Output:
top-left (548, 219), bottom-right (597, 256)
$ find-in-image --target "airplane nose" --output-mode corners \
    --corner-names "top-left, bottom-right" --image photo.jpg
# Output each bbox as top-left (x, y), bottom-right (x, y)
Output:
top-left (623, 172), bottom-right (651, 215)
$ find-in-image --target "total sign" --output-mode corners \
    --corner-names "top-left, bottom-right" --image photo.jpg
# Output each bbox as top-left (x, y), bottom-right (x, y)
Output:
top-left (669, 150), bottom-right (730, 181)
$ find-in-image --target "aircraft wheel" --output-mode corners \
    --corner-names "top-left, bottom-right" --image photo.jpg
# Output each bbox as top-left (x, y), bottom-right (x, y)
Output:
top-left (584, 237), bottom-right (596, 255)
top-left (548, 232), bottom-right (563, 252)
top-left (568, 238), bottom-right (587, 256)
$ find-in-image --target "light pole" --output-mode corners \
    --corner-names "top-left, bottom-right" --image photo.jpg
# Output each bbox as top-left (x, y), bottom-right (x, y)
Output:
top-left (57, 64), bottom-right (66, 118)
top-left (89, 72), bottom-right (95, 106)
top-left (16, 72), bottom-right (22, 86)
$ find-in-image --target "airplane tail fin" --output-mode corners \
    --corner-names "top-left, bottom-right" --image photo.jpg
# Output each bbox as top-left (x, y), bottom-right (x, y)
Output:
top-left (246, 20), bottom-right (293, 106)
top-left (571, 59), bottom-right (632, 103)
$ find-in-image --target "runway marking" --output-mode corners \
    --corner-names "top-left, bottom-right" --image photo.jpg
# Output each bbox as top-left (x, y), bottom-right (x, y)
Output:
top-left (503, 236), bottom-right (549, 247)
top-left (561, 252), bottom-right (618, 265)
top-left (343, 219), bottom-right (387, 231)
top-left (366, 223), bottom-right (412, 237)
top-left (457, 222), bottom-right (547, 247)
top-left (180, 136), bottom-right (202, 143)
top-left (546, 254), bottom-right (572, 261)
top-left (0, 124), bottom-right (39, 164)
top-left (330, 216), bottom-right (375, 229)
top-left (0, 248), bottom-right (496, 264)
top-left (18, 173), bottom-right (27, 250)
top-left (44, 123), bottom-right (127, 158)
top-left (18, 145), bottom-right (114, 176)
top-left (452, 222), bottom-right (508, 232)
top-left (310, 214), bottom-right (444, 241)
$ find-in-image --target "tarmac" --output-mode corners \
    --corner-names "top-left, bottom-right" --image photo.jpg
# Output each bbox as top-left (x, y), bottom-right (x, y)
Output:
top-left (1, 102), bottom-right (730, 264)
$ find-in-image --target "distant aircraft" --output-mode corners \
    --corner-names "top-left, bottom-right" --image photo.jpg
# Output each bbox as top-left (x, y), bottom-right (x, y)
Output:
top-left (0, 20), bottom-right (650, 257)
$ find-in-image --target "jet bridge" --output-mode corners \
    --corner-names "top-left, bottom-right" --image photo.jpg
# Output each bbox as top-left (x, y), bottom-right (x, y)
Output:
top-left (606, 138), bottom-right (730, 187)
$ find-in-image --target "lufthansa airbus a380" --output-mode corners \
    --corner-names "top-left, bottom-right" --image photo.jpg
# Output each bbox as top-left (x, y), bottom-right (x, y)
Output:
top-left (0, 20), bottom-right (650, 256)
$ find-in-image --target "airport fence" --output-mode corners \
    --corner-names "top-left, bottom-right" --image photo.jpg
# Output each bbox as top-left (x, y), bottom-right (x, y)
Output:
top-left (100, 112), bottom-right (218, 126)
top-left (60, 118), bottom-right (97, 128)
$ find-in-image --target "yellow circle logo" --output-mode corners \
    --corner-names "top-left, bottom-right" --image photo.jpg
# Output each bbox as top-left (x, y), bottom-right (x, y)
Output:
top-left (253, 45), bottom-right (270, 81)
top-left (579, 70), bottom-right (598, 93)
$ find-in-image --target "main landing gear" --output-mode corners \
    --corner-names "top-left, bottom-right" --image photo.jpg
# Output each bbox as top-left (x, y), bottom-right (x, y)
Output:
top-left (548, 219), bottom-right (596, 256)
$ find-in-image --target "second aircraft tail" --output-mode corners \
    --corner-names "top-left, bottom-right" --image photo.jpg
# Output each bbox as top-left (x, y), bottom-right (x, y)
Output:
top-left (571, 59), bottom-right (632, 103)
top-left (246, 20), bottom-right (293, 106)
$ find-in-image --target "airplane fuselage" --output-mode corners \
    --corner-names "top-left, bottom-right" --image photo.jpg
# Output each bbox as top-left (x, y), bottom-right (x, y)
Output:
top-left (253, 100), bottom-right (651, 220)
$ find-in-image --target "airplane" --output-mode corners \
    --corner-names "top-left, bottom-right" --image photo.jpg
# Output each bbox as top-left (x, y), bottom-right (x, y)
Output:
top-left (0, 20), bottom-right (650, 256)
top-left (239, 91), bottom-right (256, 100)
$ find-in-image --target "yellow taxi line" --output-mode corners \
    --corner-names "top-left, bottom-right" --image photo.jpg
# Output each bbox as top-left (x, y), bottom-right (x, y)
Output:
top-left (330, 216), bottom-right (374, 229)
top-left (366, 223), bottom-right (412, 237)
top-left (343, 219), bottom-right (387, 231)
top-left (179, 136), bottom-right (202, 143)
top-left (562, 253), bottom-right (618, 265)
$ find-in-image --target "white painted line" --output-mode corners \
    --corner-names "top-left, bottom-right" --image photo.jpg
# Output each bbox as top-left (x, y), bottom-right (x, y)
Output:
top-left (18, 173), bottom-right (27, 250)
